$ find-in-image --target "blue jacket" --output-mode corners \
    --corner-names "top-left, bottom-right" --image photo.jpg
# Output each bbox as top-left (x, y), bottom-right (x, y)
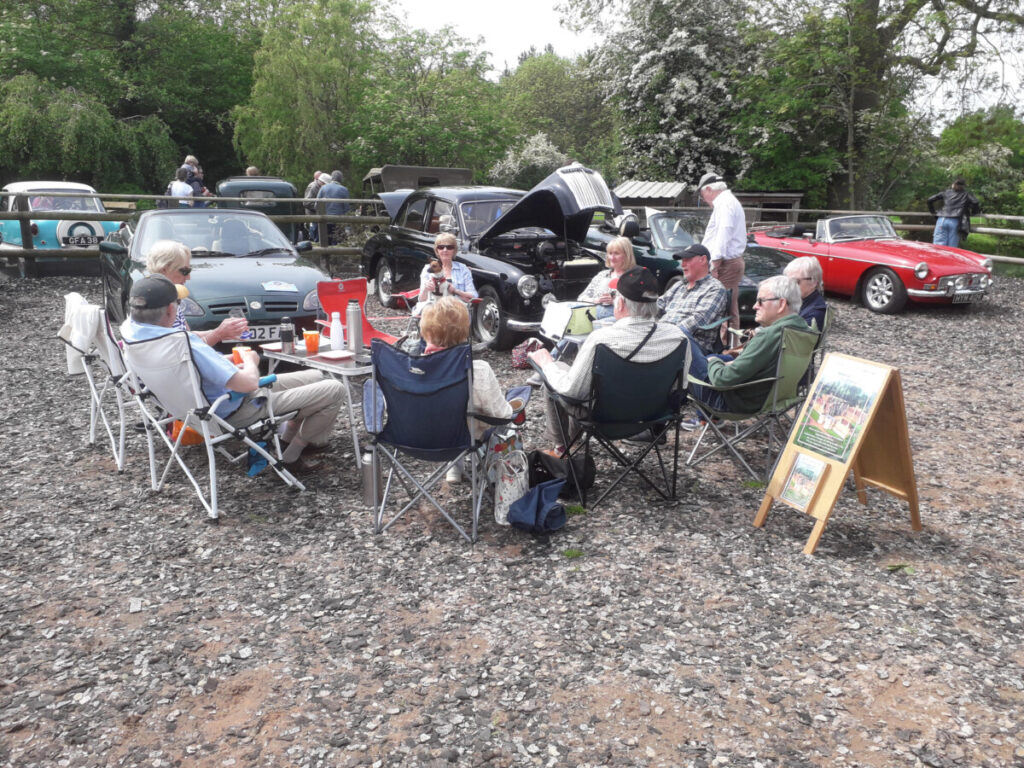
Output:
top-left (317, 182), bottom-right (351, 216)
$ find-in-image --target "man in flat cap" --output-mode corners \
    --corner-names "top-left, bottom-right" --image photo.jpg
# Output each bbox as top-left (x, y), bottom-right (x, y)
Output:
top-left (657, 243), bottom-right (729, 354)
top-left (697, 172), bottom-right (747, 339)
top-left (528, 266), bottom-right (687, 454)
top-left (121, 275), bottom-right (344, 475)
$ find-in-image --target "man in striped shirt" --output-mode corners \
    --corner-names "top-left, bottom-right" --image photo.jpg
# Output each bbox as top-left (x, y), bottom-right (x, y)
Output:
top-left (657, 244), bottom-right (729, 354)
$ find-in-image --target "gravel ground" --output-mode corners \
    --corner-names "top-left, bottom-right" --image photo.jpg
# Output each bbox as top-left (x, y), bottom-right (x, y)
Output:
top-left (1, 268), bottom-right (1022, 768)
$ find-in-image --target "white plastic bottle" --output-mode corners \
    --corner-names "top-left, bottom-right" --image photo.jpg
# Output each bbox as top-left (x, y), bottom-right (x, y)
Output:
top-left (330, 311), bottom-right (344, 350)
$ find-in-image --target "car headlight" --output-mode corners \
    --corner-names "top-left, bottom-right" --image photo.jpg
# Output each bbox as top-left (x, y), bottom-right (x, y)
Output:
top-left (914, 262), bottom-right (929, 279)
top-left (955, 275), bottom-right (968, 290)
top-left (517, 275), bottom-right (539, 299)
top-left (981, 257), bottom-right (992, 271)
top-left (302, 289), bottom-right (319, 311)
top-left (179, 297), bottom-right (204, 317)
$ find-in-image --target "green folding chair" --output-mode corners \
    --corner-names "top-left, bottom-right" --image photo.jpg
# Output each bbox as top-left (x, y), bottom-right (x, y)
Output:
top-left (687, 327), bottom-right (819, 481)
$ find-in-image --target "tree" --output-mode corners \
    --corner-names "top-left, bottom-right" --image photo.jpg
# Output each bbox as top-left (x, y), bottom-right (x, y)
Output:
top-left (936, 105), bottom-right (1024, 214)
top-left (499, 51), bottom-right (617, 176)
top-left (576, 0), bottom-right (757, 184)
top-left (232, 0), bottom-right (378, 182)
top-left (489, 133), bottom-right (571, 189)
top-left (347, 24), bottom-right (509, 177)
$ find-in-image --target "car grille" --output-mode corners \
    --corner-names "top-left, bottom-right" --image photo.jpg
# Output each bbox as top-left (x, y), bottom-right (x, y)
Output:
top-left (208, 298), bottom-right (301, 318)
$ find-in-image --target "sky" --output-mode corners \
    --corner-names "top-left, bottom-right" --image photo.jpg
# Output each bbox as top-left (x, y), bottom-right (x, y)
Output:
top-left (390, 0), bottom-right (603, 76)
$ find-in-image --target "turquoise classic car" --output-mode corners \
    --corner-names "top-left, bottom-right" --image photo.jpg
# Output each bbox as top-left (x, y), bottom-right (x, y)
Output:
top-left (1, 181), bottom-right (121, 277)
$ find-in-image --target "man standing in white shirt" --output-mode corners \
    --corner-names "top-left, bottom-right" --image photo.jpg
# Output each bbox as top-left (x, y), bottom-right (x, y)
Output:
top-left (697, 172), bottom-right (746, 337)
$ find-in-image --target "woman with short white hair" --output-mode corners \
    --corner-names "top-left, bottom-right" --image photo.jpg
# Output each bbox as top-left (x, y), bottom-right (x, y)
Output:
top-left (145, 239), bottom-right (248, 344)
top-left (783, 256), bottom-right (828, 331)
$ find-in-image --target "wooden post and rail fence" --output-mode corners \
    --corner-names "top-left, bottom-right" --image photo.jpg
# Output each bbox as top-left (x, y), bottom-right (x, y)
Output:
top-left (2, 191), bottom-right (1022, 267)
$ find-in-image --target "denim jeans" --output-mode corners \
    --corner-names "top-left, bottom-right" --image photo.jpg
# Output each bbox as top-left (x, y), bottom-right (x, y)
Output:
top-left (933, 216), bottom-right (960, 247)
top-left (686, 340), bottom-right (731, 411)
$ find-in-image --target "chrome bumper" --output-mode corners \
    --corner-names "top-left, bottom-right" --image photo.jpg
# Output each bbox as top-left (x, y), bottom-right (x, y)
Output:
top-left (507, 318), bottom-right (542, 332)
top-left (906, 287), bottom-right (989, 300)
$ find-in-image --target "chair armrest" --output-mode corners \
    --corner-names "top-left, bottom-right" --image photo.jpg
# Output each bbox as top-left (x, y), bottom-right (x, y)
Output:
top-left (697, 316), bottom-right (729, 332)
top-left (686, 373), bottom-right (779, 392)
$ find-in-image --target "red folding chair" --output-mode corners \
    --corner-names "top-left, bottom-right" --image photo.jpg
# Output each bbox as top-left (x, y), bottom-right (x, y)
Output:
top-left (317, 278), bottom-right (398, 346)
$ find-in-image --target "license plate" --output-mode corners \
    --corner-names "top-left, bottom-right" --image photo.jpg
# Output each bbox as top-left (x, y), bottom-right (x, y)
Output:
top-left (247, 325), bottom-right (281, 341)
top-left (952, 293), bottom-right (982, 304)
top-left (62, 235), bottom-right (101, 246)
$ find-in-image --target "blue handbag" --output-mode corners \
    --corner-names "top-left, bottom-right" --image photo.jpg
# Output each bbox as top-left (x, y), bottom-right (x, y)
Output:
top-left (507, 478), bottom-right (567, 534)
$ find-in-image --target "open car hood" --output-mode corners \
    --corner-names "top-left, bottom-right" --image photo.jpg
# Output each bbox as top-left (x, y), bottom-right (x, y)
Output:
top-left (478, 165), bottom-right (621, 244)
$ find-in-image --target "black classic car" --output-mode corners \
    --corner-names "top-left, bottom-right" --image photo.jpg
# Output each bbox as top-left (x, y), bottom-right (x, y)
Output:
top-left (360, 165), bottom-right (620, 349)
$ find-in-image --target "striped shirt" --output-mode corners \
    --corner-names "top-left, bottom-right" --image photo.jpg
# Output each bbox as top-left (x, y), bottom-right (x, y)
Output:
top-left (657, 274), bottom-right (728, 353)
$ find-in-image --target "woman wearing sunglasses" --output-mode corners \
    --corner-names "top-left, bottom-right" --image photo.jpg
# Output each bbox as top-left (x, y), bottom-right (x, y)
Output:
top-left (416, 232), bottom-right (478, 311)
top-left (145, 239), bottom-right (249, 344)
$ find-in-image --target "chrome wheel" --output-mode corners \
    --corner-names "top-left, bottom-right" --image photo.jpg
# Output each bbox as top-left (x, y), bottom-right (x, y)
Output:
top-left (375, 259), bottom-right (397, 308)
top-left (471, 285), bottom-right (517, 350)
top-left (862, 267), bottom-right (907, 314)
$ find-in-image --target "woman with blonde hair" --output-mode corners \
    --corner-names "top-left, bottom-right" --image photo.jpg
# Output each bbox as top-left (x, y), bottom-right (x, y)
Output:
top-left (420, 297), bottom-right (512, 481)
top-left (577, 235), bottom-right (636, 319)
top-left (145, 239), bottom-right (248, 344)
top-left (416, 232), bottom-right (477, 313)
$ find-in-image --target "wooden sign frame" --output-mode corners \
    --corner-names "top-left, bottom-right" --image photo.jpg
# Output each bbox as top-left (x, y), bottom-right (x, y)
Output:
top-left (756, 353), bottom-right (922, 554)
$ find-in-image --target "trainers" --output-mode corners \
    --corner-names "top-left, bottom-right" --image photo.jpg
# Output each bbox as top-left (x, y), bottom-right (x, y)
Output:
top-left (445, 464), bottom-right (463, 483)
top-left (280, 455), bottom-right (324, 476)
top-left (681, 417), bottom-right (705, 431)
top-left (526, 372), bottom-right (543, 388)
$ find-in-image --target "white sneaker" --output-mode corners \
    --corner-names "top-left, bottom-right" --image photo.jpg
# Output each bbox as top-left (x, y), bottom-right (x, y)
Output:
top-left (445, 464), bottom-right (463, 483)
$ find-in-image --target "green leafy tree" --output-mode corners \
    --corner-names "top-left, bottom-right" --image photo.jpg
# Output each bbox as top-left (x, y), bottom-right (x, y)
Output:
top-left (232, 0), bottom-right (378, 182)
top-left (498, 51), bottom-right (616, 174)
top-left (347, 25), bottom-right (509, 177)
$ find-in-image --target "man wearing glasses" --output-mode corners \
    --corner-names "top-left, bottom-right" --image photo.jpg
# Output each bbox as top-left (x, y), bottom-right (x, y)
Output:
top-left (687, 276), bottom-right (812, 413)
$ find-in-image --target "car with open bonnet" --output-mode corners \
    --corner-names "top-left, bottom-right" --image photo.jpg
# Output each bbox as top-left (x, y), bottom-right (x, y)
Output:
top-left (100, 208), bottom-right (326, 344)
top-left (751, 214), bottom-right (993, 313)
top-left (360, 164), bottom-right (619, 349)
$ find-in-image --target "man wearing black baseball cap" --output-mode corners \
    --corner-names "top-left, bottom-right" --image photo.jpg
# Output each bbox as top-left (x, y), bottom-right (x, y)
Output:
top-left (656, 243), bottom-right (729, 354)
top-left (120, 275), bottom-right (344, 475)
top-left (697, 172), bottom-right (746, 338)
top-left (528, 267), bottom-right (686, 454)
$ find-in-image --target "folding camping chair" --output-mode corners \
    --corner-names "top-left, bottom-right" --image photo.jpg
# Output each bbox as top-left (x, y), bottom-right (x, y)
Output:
top-left (686, 326), bottom-right (819, 482)
top-left (540, 339), bottom-right (690, 509)
top-left (317, 278), bottom-right (398, 347)
top-left (58, 295), bottom-right (132, 471)
top-left (365, 338), bottom-right (513, 543)
top-left (121, 330), bottom-right (304, 521)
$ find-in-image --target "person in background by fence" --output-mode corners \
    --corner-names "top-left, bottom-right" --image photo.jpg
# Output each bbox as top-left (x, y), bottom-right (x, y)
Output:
top-left (928, 178), bottom-right (980, 248)
top-left (168, 167), bottom-right (193, 208)
top-left (303, 171), bottom-right (327, 242)
top-left (246, 166), bottom-right (261, 176)
top-left (316, 170), bottom-right (351, 245)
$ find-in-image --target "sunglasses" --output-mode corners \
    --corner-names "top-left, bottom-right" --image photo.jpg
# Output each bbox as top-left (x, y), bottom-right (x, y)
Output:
top-left (178, 266), bottom-right (192, 276)
top-left (754, 296), bottom-right (782, 306)
top-left (436, 244), bottom-right (456, 251)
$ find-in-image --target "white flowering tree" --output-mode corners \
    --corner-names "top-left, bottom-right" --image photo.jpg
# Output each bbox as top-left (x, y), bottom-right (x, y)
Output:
top-left (489, 133), bottom-right (571, 190)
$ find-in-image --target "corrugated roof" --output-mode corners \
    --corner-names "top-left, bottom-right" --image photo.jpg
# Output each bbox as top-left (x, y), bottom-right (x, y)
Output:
top-left (613, 181), bottom-right (686, 199)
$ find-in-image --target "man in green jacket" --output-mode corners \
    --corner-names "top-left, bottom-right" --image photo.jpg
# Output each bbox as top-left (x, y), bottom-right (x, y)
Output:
top-left (688, 275), bottom-right (815, 413)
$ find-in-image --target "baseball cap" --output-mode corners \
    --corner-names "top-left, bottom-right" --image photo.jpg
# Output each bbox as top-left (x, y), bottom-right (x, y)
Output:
top-left (129, 275), bottom-right (185, 310)
top-left (674, 244), bottom-right (711, 260)
top-left (616, 267), bottom-right (659, 303)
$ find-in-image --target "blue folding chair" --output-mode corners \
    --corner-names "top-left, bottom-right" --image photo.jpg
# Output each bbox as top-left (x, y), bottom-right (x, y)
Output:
top-left (366, 339), bottom-right (508, 542)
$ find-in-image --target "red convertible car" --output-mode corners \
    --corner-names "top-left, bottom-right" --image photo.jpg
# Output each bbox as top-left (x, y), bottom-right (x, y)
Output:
top-left (752, 215), bottom-right (993, 313)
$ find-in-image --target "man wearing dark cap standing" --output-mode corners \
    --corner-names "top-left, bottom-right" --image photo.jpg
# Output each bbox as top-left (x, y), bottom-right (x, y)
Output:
top-left (528, 267), bottom-right (687, 454)
top-left (928, 178), bottom-right (980, 248)
top-left (697, 172), bottom-right (747, 338)
top-left (657, 243), bottom-right (729, 354)
top-left (120, 275), bottom-right (344, 475)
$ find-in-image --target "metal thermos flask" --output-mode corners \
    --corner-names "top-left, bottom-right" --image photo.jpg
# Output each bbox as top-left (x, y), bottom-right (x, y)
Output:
top-left (361, 452), bottom-right (380, 505)
top-left (279, 317), bottom-right (294, 354)
top-left (346, 300), bottom-right (362, 352)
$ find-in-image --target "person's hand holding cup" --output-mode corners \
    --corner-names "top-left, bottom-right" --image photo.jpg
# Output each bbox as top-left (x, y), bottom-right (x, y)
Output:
top-left (231, 345), bottom-right (255, 366)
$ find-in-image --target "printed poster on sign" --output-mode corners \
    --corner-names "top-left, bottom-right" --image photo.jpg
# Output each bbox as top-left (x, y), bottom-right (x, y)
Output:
top-left (793, 355), bottom-right (889, 463)
top-left (779, 452), bottom-right (828, 512)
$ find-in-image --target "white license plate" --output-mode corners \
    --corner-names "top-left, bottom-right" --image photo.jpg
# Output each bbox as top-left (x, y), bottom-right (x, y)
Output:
top-left (247, 325), bottom-right (281, 341)
top-left (63, 235), bottom-right (101, 246)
